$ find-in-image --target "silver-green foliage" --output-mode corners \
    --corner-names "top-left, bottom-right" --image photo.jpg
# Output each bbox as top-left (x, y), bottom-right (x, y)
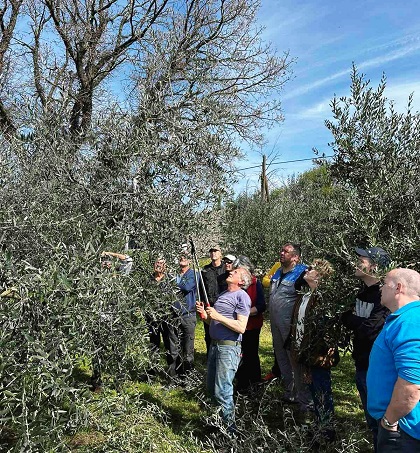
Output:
top-left (326, 65), bottom-right (420, 265)
top-left (224, 67), bottom-right (420, 270)
top-left (0, 1), bottom-right (293, 449)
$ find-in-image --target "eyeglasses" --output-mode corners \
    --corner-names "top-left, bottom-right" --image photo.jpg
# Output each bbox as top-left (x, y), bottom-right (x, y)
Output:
top-left (379, 281), bottom-right (396, 289)
top-left (223, 259), bottom-right (233, 264)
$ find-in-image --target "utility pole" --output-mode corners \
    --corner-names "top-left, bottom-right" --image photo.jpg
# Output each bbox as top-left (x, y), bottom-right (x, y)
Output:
top-left (261, 154), bottom-right (270, 202)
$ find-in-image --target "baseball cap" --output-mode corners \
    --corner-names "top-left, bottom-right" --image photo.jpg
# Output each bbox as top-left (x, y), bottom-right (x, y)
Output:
top-left (209, 245), bottom-right (221, 252)
top-left (223, 254), bottom-right (236, 263)
top-left (355, 247), bottom-right (391, 268)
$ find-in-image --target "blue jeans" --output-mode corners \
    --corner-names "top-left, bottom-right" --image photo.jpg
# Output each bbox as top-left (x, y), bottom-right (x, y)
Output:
top-left (207, 343), bottom-right (241, 428)
top-left (377, 423), bottom-right (420, 452)
top-left (355, 369), bottom-right (378, 451)
top-left (309, 367), bottom-right (334, 425)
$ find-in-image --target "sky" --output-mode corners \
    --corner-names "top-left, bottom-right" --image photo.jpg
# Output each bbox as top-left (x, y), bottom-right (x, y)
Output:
top-left (234, 0), bottom-right (420, 193)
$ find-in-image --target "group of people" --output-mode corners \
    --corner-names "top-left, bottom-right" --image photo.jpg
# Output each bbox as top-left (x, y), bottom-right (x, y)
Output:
top-left (265, 243), bottom-right (420, 452)
top-left (146, 246), bottom-right (266, 395)
top-left (99, 243), bottom-right (420, 451)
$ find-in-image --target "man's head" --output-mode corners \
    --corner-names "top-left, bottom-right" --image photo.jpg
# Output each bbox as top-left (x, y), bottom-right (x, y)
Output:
top-left (154, 258), bottom-right (166, 274)
top-left (179, 254), bottom-right (190, 269)
top-left (233, 255), bottom-right (255, 275)
top-left (209, 245), bottom-right (222, 264)
top-left (380, 268), bottom-right (420, 312)
top-left (223, 254), bottom-right (236, 271)
top-left (279, 243), bottom-right (301, 267)
top-left (226, 266), bottom-right (252, 290)
top-left (354, 246), bottom-right (390, 281)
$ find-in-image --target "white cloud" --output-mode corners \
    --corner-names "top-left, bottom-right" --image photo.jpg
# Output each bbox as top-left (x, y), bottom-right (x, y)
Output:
top-left (283, 37), bottom-right (420, 101)
top-left (386, 81), bottom-right (420, 112)
top-left (291, 99), bottom-right (332, 119)
top-left (362, 32), bottom-right (420, 58)
top-left (359, 39), bottom-right (420, 71)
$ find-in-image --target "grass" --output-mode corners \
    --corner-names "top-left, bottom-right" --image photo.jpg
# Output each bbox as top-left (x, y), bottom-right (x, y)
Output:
top-left (67, 318), bottom-right (374, 453)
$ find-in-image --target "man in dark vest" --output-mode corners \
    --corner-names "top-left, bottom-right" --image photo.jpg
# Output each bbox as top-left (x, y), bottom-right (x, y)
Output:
top-left (200, 245), bottom-right (226, 354)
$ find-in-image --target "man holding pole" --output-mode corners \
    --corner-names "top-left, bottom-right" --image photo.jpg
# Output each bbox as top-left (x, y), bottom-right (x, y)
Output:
top-left (196, 267), bottom-right (252, 433)
top-left (201, 245), bottom-right (226, 353)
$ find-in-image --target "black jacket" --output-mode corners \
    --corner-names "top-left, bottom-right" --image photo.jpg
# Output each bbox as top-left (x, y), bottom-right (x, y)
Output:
top-left (341, 282), bottom-right (389, 370)
top-left (200, 262), bottom-right (226, 306)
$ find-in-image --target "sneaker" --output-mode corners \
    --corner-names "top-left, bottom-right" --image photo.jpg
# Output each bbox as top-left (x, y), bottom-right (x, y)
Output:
top-left (262, 372), bottom-right (278, 382)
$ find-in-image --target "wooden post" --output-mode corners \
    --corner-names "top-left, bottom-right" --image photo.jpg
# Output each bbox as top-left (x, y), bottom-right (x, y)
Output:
top-left (261, 154), bottom-right (269, 202)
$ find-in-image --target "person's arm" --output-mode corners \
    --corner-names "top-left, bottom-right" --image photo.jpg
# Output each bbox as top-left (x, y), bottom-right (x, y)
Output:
top-left (381, 377), bottom-right (420, 431)
top-left (294, 269), bottom-right (307, 291)
top-left (341, 303), bottom-right (388, 341)
top-left (205, 308), bottom-right (249, 334)
top-left (196, 301), bottom-right (211, 324)
top-left (262, 262), bottom-right (280, 288)
top-left (102, 251), bottom-right (127, 261)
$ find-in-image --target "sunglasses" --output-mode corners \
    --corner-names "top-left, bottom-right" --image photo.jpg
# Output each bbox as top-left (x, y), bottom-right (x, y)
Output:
top-left (223, 259), bottom-right (233, 264)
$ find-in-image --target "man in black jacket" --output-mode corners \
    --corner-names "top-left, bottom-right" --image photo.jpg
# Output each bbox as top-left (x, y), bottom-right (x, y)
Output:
top-left (341, 246), bottom-right (391, 451)
top-left (200, 245), bottom-right (226, 354)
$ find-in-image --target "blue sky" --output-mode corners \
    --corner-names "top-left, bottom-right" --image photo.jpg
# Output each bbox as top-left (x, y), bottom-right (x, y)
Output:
top-left (234, 0), bottom-right (420, 193)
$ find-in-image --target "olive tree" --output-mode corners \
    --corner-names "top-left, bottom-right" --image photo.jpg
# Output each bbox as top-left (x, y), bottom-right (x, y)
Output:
top-left (326, 66), bottom-right (420, 266)
top-left (222, 67), bottom-right (420, 322)
top-left (0, 1), bottom-right (292, 449)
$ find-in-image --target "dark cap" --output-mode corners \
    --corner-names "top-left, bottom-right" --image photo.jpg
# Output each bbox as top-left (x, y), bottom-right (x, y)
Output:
top-left (355, 247), bottom-right (391, 268)
top-left (209, 245), bottom-right (221, 252)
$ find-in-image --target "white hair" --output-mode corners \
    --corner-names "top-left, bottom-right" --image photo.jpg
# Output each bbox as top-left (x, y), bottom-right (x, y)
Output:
top-left (237, 267), bottom-right (252, 290)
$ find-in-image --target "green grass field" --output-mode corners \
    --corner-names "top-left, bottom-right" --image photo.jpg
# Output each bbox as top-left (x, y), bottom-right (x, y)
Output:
top-left (68, 318), bottom-right (374, 453)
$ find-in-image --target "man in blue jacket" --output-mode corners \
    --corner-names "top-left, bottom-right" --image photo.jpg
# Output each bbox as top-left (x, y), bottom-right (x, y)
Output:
top-left (165, 253), bottom-right (197, 378)
top-left (367, 268), bottom-right (420, 452)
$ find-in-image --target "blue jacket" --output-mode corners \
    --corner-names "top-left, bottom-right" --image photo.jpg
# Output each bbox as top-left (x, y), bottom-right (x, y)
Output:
top-left (175, 268), bottom-right (197, 315)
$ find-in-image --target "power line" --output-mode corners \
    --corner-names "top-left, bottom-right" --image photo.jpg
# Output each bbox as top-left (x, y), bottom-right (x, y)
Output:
top-left (236, 155), bottom-right (334, 172)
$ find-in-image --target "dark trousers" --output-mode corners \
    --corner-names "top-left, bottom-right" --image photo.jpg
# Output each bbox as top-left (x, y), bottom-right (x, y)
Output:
top-left (179, 314), bottom-right (197, 374)
top-left (162, 314), bottom-right (196, 377)
top-left (162, 318), bottom-right (180, 377)
top-left (309, 367), bottom-right (334, 424)
top-left (377, 423), bottom-right (420, 452)
top-left (236, 328), bottom-right (262, 390)
top-left (356, 369), bottom-right (378, 451)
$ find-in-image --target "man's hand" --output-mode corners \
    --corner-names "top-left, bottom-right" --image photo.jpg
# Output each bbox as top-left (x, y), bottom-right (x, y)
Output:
top-left (380, 418), bottom-right (398, 432)
top-left (196, 301), bottom-right (207, 320)
top-left (319, 348), bottom-right (337, 368)
top-left (205, 306), bottom-right (221, 321)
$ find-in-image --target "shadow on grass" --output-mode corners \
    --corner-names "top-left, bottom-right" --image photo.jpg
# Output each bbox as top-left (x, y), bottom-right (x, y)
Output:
top-left (0, 426), bottom-right (17, 451)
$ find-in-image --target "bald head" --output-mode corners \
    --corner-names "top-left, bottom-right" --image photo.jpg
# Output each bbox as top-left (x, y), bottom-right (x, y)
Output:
top-left (388, 269), bottom-right (420, 297)
top-left (381, 268), bottom-right (420, 312)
